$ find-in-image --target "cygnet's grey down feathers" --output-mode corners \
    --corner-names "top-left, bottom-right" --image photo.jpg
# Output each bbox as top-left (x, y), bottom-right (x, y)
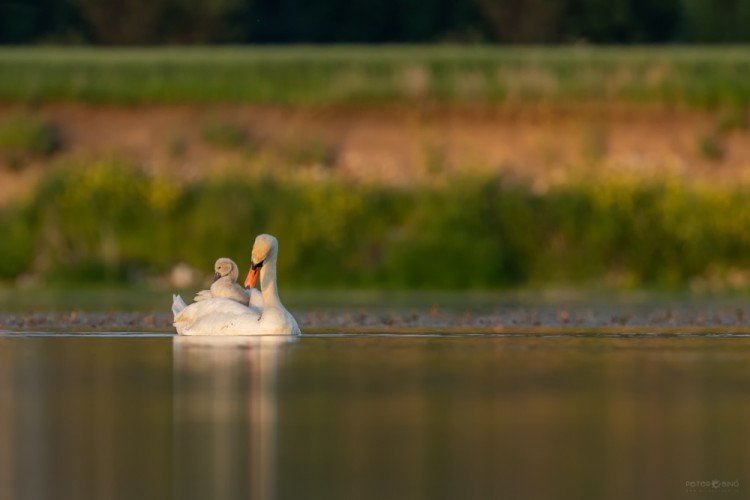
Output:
top-left (194, 258), bottom-right (249, 305)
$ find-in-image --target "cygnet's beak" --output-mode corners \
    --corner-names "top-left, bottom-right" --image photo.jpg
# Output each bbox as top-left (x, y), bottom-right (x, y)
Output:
top-left (244, 261), bottom-right (263, 288)
top-left (213, 272), bottom-right (222, 282)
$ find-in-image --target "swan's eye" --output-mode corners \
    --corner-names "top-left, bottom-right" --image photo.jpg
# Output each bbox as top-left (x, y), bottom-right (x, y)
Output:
top-left (251, 260), bottom-right (264, 271)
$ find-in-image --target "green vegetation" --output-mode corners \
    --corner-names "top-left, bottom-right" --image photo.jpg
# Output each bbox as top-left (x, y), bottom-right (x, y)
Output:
top-left (697, 131), bottom-right (725, 161)
top-left (200, 121), bottom-right (248, 149)
top-left (283, 137), bottom-right (338, 167)
top-left (1, 46), bottom-right (750, 107)
top-left (3, 161), bottom-right (750, 290)
top-left (0, 114), bottom-right (61, 168)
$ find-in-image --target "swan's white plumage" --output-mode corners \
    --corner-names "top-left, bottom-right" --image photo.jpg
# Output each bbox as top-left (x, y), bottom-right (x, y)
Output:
top-left (248, 288), bottom-right (264, 310)
top-left (173, 297), bottom-right (266, 335)
top-left (172, 293), bottom-right (188, 317)
top-left (172, 235), bottom-right (299, 336)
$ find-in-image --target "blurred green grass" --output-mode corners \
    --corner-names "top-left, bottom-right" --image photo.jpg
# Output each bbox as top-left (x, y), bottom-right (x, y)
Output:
top-left (3, 160), bottom-right (750, 290)
top-left (1, 46), bottom-right (750, 106)
top-left (0, 114), bottom-right (62, 168)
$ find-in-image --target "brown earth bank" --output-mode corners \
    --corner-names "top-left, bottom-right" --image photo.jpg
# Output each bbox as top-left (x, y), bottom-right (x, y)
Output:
top-left (2, 103), bottom-right (750, 205)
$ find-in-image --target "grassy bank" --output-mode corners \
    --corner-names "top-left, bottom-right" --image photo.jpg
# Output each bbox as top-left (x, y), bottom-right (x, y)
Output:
top-left (1, 46), bottom-right (750, 106)
top-left (2, 161), bottom-right (750, 290)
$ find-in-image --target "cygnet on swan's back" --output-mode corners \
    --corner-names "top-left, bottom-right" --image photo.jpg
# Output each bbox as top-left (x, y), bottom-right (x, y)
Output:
top-left (194, 258), bottom-right (249, 305)
top-left (172, 234), bottom-right (298, 336)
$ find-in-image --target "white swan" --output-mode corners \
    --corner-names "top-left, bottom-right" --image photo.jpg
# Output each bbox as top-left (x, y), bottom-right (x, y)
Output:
top-left (193, 257), bottom-right (264, 309)
top-left (172, 234), bottom-right (300, 336)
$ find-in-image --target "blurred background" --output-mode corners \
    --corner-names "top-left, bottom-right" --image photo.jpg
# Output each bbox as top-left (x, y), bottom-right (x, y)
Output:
top-left (3, 0), bottom-right (750, 44)
top-left (1, 0), bottom-right (750, 295)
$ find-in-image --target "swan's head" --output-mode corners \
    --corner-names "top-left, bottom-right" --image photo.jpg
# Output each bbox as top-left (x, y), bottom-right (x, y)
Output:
top-left (213, 258), bottom-right (239, 282)
top-left (244, 234), bottom-right (278, 288)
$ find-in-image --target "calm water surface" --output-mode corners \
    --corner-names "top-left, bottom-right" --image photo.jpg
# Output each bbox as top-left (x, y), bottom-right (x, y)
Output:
top-left (1, 332), bottom-right (749, 500)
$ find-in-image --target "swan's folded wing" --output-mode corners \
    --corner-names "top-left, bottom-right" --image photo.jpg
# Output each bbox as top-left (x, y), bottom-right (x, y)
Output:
top-left (174, 297), bottom-right (259, 325)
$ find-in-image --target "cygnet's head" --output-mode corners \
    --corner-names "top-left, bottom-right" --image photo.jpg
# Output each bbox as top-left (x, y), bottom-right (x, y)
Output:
top-left (244, 234), bottom-right (278, 288)
top-left (213, 257), bottom-right (239, 282)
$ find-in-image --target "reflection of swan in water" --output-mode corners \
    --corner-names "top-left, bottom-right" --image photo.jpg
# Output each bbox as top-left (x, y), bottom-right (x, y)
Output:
top-left (173, 335), bottom-right (296, 500)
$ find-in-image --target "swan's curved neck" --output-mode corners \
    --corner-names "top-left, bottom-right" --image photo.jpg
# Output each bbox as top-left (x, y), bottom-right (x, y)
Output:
top-left (259, 256), bottom-right (281, 307)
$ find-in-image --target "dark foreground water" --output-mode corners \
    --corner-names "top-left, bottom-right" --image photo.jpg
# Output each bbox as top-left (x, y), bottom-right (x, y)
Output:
top-left (1, 332), bottom-right (749, 500)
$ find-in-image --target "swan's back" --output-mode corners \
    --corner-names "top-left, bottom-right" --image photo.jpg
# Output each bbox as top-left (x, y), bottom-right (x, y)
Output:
top-left (174, 297), bottom-right (262, 336)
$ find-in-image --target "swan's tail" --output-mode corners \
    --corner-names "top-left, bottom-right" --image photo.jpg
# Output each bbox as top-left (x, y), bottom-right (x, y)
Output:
top-left (172, 294), bottom-right (187, 319)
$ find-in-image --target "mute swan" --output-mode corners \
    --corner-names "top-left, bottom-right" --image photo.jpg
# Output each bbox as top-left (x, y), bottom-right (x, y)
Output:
top-left (193, 257), bottom-right (263, 309)
top-left (172, 234), bottom-right (300, 336)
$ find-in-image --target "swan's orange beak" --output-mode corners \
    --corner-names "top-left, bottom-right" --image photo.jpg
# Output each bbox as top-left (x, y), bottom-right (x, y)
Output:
top-left (245, 267), bottom-right (260, 288)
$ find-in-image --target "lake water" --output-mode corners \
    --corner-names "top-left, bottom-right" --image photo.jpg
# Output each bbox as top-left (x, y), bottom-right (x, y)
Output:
top-left (1, 332), bottom-right (749, 500)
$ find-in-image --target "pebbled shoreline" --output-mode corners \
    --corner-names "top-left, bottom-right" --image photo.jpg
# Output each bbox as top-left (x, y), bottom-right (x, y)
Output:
top-left (3, 305), bottom-right (750, 332)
